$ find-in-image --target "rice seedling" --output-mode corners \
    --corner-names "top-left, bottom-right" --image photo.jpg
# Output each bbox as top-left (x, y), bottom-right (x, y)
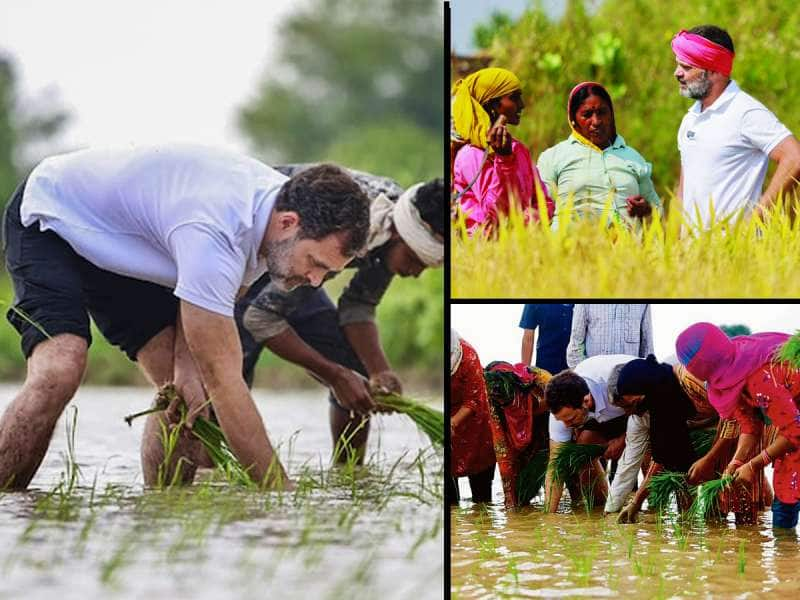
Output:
top-left (775, 330), bottom-right (800, 369)
top-left (738, 539), bottom-right (746, 574)
top-left (689, 475), bottom-right (734, 522)
top-left (451, 192), bottom-right (800, 297)
top-left (548, 443), bottom-right (604, 485)
top-left (516, 449), bottom-right (548, 506)
top-left (689, 428), bottom-right (717, 458)
top-left (647, 471), bottom-right (694, 515)
top-left (373, 392), bottom-right (443, 446)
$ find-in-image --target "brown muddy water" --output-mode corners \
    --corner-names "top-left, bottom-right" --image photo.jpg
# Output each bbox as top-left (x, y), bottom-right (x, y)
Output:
top-left (0, 385), bottom-right (443, 600)
top-left (451, 477), bottom-right (800, 598)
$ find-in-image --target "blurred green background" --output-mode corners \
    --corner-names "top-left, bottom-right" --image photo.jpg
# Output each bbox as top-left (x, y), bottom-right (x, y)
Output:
top-left (456, 0), bottom-right (799, 211)
top-left (0, 0), bottom-right (443, 389)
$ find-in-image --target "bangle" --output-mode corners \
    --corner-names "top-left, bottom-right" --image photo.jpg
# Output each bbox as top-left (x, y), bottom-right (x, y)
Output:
top-left (761, 449), bottom-right (773, 466)
top-left (748, 461), bottom-right (757, 475)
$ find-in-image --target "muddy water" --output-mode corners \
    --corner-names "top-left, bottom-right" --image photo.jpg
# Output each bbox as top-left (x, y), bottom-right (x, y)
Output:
top-left (451, 480), bottom-right (800, 598)
top-left (0, 385), bottom-right (443, 600)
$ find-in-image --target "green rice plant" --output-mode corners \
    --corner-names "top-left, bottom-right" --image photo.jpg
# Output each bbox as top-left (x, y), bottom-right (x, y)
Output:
top-left (689, 428), bottom-right (717, 458)
top-left (516, 449), bottom-right (548, 506)
top-left (738, 539), bottom-right (747, 574)
top-left (549, 443), bottom-right (604, 485)
top-left (373, 393), bottom-right (443, 446)
top-left (452, 191), bottom-right (800, 297)
top-left (647, 471), bottom-right (694, 515)
top-left (689, 475), bottom-right (733, 522)
top-left (775, 330), bottom-right (800, 369)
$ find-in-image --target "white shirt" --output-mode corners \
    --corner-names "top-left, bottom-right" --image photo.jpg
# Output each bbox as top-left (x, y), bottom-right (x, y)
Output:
top-left (549, 353), bottom-right (634, 443)
top-left (678, 80), bottom-right (791, 228)
top-left (21, 144), bottom-right (285, 316)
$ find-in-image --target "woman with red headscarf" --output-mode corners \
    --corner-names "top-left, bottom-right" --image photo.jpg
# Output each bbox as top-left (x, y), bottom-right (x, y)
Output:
top-left (451, 67), bottom-right (553, 235)
top-left (537, 82), bottom-right (662, 229)
top-left (676, 322), bottom-right (800, 528)
top-left (450, 329), bottom-right (495, 503)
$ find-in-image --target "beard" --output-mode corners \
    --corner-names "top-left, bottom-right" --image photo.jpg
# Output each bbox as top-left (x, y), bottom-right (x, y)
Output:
top-left (264, 235), bottom-right (310, 291)
top-left (679, 70), bottom-right (712, 100)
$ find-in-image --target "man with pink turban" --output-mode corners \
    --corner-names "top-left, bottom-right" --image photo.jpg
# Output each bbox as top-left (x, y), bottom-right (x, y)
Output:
top-left (676, 322), bottom-right (800, 529)
top-left (672, 25), bottom-right (800, 228)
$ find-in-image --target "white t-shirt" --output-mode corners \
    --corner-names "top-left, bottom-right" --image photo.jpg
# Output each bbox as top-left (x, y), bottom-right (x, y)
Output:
top-left (548, 353), bottom-right (634, 443)
top-left (21, 144), bottom-right (285, 316)
top-left (678, 80), bottom-right (791, 228)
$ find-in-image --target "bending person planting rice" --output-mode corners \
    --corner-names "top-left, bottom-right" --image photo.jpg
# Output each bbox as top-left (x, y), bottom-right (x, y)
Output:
top-left (0, 144), bottom-right (370, 489)
top-left (543, 354), bottom-right (633, 512)
top-left (677, 323), bottom-right (800, 529)
top-left (236, 166), bottom-right (443, 464)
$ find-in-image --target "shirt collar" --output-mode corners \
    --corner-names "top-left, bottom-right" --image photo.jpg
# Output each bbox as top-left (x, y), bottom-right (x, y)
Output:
top-left (690, 79), bottom-right (740, 115)
top-left (567, 133), bottom-right (626, 150)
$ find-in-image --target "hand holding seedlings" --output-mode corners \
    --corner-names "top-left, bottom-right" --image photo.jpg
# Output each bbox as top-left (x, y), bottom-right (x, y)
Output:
top-left (330, 366), bottom-right (375, 414)
top-left (686, 455), bottom-right (715, 485)
top-left (369, 370), bottom-right (403, 413)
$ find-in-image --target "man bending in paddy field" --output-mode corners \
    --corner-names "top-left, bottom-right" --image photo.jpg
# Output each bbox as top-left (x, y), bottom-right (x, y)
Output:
top-left (672, 25), bottom-right (800, 228)
top-left (236, 166), bottom-right (444, 463)
top-left (0, 144), bottom-right (370, 489)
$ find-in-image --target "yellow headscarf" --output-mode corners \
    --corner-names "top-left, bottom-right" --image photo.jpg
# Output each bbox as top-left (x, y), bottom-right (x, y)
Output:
top-left (451, 67), bottom-right (521, 151)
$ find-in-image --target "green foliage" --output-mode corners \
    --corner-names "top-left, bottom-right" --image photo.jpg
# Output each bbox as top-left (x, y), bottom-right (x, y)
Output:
top-left (647, 471), bottom-right (692, 514)
top-left (484, 0), bottom-right (800, 195)
top-left (689, 475), bottom-right (733, 521)
top-left (688, 427), bottom-right (716, 457)
top-left (776, 330), bottom-right (800, 370)
top-left (473, 11), bottom-right (514, 50)
top-left (720, 324), bottom-right (753, 338)
top-left (374, 392), bottom-right (444, 446)
top-left (549, 442), bottom-right (604, 485)
top-left (516, 449), bottom-right (549, 506)
top-left (238, 0), bottom-right (442, 165)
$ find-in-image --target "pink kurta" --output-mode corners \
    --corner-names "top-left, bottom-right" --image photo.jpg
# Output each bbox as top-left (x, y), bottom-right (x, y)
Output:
top-left (453, 139), bottom-right (553, 235)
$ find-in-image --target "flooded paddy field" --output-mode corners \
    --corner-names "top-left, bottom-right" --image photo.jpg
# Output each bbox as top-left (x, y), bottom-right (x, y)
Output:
top-left (451, 480), bottom-right (800, 598)
top-left (0, 386), bottom-right (443, 600)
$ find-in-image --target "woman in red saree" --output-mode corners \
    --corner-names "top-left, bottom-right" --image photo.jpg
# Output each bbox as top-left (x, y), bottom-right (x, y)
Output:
top-left (450, 329), bottom-right (495, 503)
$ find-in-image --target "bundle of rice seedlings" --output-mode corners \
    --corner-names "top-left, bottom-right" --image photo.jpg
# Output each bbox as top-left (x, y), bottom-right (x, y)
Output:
top-left (374, 393), bottom-right (444, 447)
top-left (689, 475), bottom-right (733, 521)
top-left (516, 449), bottom-right (548, 506)
top-left (688, 428), bottom-right (717, 458)
top-left (549, 443), bottom-right (604, 485)
top-left (123, 385), bottom-right (254, 486)
top-left (647, 471), bottom-right (694, 514)
top-left (775, 330), bottom-right (800, 369)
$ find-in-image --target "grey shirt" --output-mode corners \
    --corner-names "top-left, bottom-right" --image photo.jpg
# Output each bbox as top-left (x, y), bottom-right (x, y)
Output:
top-left (238, 164), bottom-right (403, 342)
top-left (566, 304), bottom-right (653, 368)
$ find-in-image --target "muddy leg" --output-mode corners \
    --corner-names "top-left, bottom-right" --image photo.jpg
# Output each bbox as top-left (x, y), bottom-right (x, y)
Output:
top-left (0, 334), bottom-right (87, 489)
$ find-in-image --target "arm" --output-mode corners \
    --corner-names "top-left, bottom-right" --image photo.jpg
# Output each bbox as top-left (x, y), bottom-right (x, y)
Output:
top-left (566, 304), bottom-right (587, 368)
top-left (757, 135), bottom-right (800, 213)
top-left (263, 326), bottom-right (374, 413)
top-left (521, 330), bottom-right (535, 366)
top-left (687, 433), bottom-right (736, 484)
top-left (605, 414), bottom-right (649, 513)
top-left (544, 440), bottom-right (565, 513)
top-left (180, 300), bottom-right (289, 488)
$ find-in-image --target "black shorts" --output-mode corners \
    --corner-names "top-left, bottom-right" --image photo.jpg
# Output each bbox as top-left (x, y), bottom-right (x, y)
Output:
top-left (3, 178), bottom-right (179, 361)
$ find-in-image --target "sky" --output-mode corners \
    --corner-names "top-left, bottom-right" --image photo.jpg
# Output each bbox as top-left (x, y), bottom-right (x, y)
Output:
top-left (0, 1), bottom-right (303, 158)
top-left (451, 303), bottom-right (800, 366)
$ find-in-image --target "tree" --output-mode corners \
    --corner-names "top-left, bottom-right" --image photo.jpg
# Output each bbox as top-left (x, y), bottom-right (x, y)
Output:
top-left (0, 54), bottom-right (69, 208)
top-left (237, 0), bottom-right (443, 170)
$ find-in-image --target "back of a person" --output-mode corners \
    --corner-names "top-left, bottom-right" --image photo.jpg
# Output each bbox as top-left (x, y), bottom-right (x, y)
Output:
top-left (20, 144), bottom-right (284, 286)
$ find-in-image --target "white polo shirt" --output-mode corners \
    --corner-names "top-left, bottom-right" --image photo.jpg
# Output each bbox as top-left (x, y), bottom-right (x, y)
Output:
top-left (21, 144), bottom-right (285, 316)
top-left (548, 353), bottom-right (634, 443)
top-left (678, 80), bottom-right (791, 229)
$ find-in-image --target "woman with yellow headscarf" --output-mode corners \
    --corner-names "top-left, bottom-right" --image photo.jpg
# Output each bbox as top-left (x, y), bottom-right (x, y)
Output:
top-left (451, 67), bottom-right (553, 236)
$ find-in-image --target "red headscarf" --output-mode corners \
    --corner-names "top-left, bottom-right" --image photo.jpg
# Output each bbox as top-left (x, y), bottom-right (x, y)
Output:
top-left (675, 322), bottom-right (788, 418)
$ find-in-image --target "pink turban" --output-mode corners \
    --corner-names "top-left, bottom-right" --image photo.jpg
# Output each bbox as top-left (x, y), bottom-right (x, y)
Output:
top-left (671, 30), bottom-right (734, 77)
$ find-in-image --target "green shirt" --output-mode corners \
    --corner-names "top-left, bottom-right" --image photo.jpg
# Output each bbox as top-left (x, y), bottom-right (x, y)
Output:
top-left (537, 134), bottom-right (662, 227)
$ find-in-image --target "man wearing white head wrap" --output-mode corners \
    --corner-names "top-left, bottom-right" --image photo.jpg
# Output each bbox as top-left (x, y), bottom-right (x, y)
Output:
top-left (235, 165), bottom-right (444, 463)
